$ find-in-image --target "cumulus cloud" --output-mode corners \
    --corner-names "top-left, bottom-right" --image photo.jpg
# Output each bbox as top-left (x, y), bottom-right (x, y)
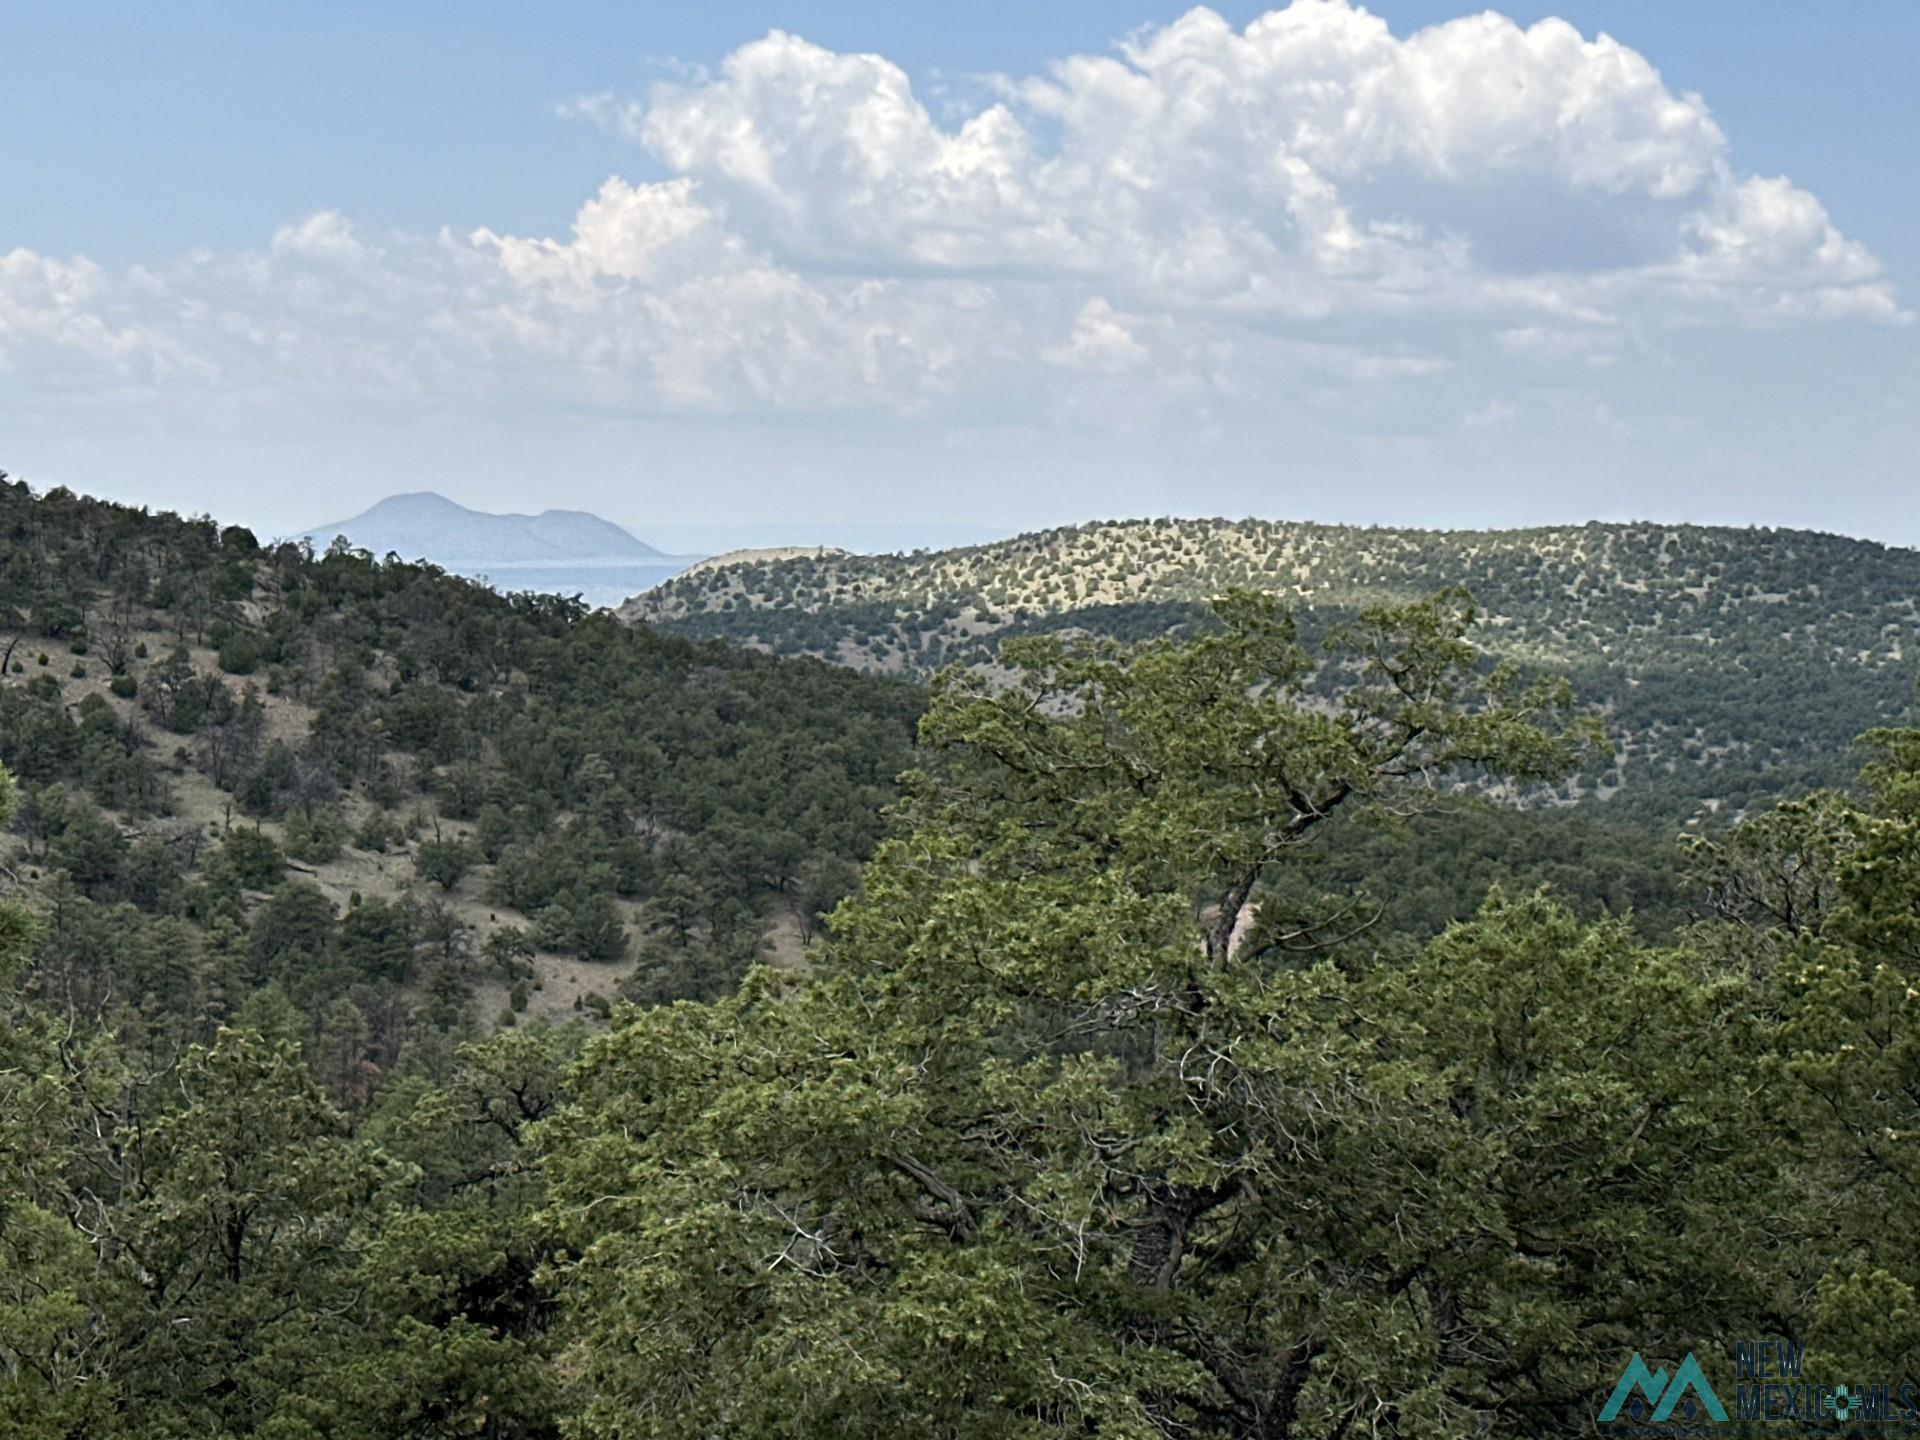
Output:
top-left (0, 1), bottom-right (1905, 444)
top-left (605, 4), bottom-right (1901, 327)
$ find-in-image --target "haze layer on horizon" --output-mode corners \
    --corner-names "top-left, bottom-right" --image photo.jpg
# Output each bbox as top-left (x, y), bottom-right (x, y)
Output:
top-left (2, 2), bottom-right (1915, 547)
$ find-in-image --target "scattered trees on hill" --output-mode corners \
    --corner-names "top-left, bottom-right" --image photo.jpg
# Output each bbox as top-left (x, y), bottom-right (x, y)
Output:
top-left (0, 474), bottom-right (921, 1076)
top-left (6, 477), bottom-right (1920, 1432)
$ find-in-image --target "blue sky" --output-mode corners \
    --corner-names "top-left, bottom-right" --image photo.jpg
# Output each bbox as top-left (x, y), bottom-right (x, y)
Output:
top-left (9, 3), bottom-right (1915, 269)
top-left (2, 2), bottom-right (1915, 547)
top-left (7, 4), bottom-right (1912, 268)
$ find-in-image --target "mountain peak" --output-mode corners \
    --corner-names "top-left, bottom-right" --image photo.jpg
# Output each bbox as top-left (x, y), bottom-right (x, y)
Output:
top-left (371, 490), bottom-right (465, 510)
top-left (300, 492), bottom-right (700, 606)
top-left (350, 491), bottom-right (470, 523)
top-left (307, 492), bottom-right (666, 565)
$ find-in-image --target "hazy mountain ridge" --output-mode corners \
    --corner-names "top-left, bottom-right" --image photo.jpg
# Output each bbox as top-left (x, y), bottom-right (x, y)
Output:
top-left (309, 491), bottom-right (664, 564)
top-left (306, 491), bottom-right (703, 605)
top-left (630, 516), bottom-right (1920, 813)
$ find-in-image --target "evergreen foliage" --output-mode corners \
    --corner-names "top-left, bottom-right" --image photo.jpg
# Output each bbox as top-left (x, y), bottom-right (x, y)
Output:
top-left (636, 516), bottom-right (1920, 817)
top-left (3, 480), bottom-right (1919, 1433)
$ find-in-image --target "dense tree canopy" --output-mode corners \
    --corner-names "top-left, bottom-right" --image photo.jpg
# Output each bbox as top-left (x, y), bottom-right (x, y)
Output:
top-left (4, 481), bottom-right (1920, 1435)
top-left (532, 597), bottom-right (1920, 1437)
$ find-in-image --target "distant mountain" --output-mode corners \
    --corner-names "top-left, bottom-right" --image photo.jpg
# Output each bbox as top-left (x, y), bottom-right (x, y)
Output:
top-left (307, 491), bottom-right (666, 566)
top-left (628, 516), bottom-right (1920, 818)
top-left (305, 492), bottom-right (701, 606)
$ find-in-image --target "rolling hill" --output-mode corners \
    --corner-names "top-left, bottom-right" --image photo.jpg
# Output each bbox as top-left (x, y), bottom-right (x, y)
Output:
top-left (0, 473), bottom-right (920, 1032)
top-left (10, 477), bottom-right (1911, 1434)
top-left (628, 517), bottom-right (1920, 816)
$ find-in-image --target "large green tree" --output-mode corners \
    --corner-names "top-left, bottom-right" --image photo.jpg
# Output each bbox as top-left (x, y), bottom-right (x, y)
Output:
top-left (1683, 719), bottom-right (1920, 1383)
top-left (0, 765), bottom-right (120, 1438)
top-left (535, 594), bottom-right (1774, 1438)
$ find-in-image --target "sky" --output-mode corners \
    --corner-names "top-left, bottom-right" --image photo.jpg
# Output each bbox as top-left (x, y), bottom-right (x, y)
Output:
top-left (2, 1), bottom-right (1915, 550)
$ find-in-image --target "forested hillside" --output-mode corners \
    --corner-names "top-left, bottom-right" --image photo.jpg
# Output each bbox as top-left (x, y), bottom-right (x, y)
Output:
top-left (0, 475), bottom-right (919, 1071)
top-left (633, 517), bottom-right (1920, 816)
top-left (7, 573), bottom-right (1920, 1436)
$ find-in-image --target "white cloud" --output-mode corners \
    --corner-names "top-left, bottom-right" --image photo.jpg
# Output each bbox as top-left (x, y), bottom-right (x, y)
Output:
top-left (1462, 397), bottom-right (1519, 430)
top-left (0, 2), bottom-right (1906, 458)
top-left (270, 211), bottom-right (379, 264)
top-left (1046, 299), bottom-right (1150, 373)
top-left (592, 4), bottom-right (1900, 329)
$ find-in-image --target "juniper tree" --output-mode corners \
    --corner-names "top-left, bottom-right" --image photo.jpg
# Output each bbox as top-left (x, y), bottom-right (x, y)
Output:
top-left (534, 594), bottom-right (1775, 1439)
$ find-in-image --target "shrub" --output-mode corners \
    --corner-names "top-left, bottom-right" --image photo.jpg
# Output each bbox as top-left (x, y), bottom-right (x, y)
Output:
top-left (414, 837), bottom-right (477, 892)
top-left (483, 925), bottom-right (537, 979)
top-left (216, 827), bottom-right (285, 891)
top-left (354, 809), bottom-right (397, 854)
top-left (217, 631), bottom-right (264, 675)
top-left (284, 807), bottom-right (348, 864)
